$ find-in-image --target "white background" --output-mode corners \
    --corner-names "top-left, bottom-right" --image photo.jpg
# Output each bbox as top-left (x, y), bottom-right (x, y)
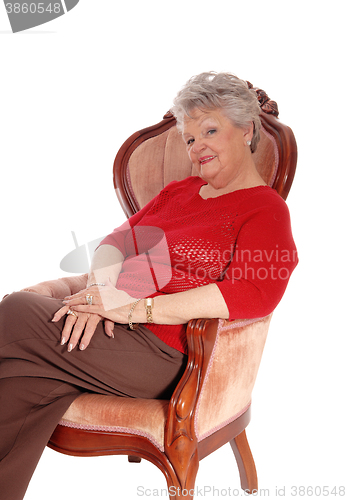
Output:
top-left (1, 1), bottom-right (346, 499)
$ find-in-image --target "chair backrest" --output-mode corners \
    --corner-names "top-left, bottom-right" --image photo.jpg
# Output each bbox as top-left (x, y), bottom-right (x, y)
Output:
top-left (113, 83), bottom-right (297, 218)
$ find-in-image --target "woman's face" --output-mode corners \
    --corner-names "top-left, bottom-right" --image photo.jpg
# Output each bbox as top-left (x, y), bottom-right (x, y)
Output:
top-left (182, 108), bottom-right (253, 190)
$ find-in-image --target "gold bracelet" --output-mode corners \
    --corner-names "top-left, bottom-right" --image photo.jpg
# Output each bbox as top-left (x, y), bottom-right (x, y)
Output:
top-left (128, 299), bottom-right (141, 330)
top-left (144, 298), bottom-right (154, 323)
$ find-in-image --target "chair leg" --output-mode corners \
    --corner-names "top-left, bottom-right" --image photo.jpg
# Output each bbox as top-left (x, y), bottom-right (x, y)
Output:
top-left (165, 461), bottom-right (198, 499)
top-left (128, 455), bottom-right (142, 463)
top-left (165, 448), bottom-right (199, 499)
top-left (230, 430), bottom-right (258, 493)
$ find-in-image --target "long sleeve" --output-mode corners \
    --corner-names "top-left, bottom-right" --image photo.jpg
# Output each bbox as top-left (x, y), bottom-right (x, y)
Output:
top-left (216, 192), bottom-right (298, 319)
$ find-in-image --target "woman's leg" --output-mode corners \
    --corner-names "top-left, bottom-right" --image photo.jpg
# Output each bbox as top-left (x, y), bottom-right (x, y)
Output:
top-left (0, 377), bottom-right (81, 500)
top-left (0, 292), bottom-right (186, 499)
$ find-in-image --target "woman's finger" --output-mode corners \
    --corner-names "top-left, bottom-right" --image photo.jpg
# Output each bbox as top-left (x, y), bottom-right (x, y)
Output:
top-left (63, 292), bottom-right (101, 307)
top-left (79, 314), bottom-right (102, 350)
top-left (70, 305), bottom-right (102, 315)
top-left (104, 319), bottom-right (115, 338)
top-left (52, 304), bottom-right (70, 323)
top-left (67, 313), bottom-right (91, 352)
top-left (60, 312), bottom-right (78, 347)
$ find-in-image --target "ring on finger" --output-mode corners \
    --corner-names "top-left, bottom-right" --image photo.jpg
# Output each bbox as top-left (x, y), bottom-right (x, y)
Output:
top-left (86, 294), bottom-right (93, 305)
top-left (67, 309), bottom-right (77, 318)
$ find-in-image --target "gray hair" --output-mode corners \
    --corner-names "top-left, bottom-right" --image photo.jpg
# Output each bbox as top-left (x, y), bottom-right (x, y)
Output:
top-left (171, 72), bottom-right (261, 153)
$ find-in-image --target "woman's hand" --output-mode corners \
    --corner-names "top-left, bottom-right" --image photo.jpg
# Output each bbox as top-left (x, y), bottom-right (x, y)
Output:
top-left (53, 306), bottom-right (114, 351)
top-left (61, 279), bottom-right (141, 326)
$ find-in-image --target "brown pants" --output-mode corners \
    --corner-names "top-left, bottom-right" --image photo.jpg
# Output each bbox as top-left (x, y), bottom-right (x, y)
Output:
top-left (0, 292), bottom-right (187, 500)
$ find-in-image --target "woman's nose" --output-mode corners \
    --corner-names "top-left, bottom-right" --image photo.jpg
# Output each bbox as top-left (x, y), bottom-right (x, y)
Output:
top-left (192, 139), bottom-right (206, 154)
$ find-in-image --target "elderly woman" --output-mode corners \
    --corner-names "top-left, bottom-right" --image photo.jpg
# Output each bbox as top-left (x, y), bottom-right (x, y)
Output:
top-left (0, 72), bottom-right (298, 499)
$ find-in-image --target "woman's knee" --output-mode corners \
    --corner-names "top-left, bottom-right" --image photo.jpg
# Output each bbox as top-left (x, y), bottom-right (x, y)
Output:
top-left (0, 292), bottom-right (62, 344)
top-left (1, 291), bottom-right (38, 317)
top-left (0, 291), bottom-right (25, 316)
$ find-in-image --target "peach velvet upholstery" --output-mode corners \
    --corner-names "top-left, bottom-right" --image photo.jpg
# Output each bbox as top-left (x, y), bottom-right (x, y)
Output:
top-left (57, 316), bottom-right (271, 451)
top-left (195, 316), bottom-right (271, 441)
top-left (127, 125), bottom-right (278, 211)
top-left (60, 394), bottom-right (169, 452)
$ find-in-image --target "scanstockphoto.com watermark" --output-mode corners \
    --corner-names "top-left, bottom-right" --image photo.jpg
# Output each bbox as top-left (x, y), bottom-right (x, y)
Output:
top-left (137, 485), bottom-right (346, 497)
top-left (137, 486), bottom-right (261, 497)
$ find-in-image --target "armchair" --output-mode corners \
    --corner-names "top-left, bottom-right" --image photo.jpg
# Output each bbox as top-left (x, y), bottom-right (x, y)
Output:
top-left (24, 83), bottom-right (297, 499)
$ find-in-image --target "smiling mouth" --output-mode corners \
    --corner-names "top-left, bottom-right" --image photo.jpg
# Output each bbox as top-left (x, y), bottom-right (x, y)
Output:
top-left (199, 156), bottom-right (216, 165)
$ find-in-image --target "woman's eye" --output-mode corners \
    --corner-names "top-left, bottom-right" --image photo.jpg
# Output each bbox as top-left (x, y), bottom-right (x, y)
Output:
top-left (207, 129), bottom-right (216, 135)
top-left (187, 138), bottom-right (194, 146)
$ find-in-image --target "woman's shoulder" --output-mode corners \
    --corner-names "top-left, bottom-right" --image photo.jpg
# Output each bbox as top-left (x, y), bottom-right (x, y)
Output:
top-left (236, 186), bottom-right (292, 225)
top-left (236, 185), bottom-right (289, 208)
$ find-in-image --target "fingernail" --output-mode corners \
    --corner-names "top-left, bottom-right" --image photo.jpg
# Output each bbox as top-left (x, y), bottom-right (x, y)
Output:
top-left (61, 337), bottom-right (66, 345)
top-left (52, 317), bottom-right (57, 322)
top-left (68, 343), bottom-right (73, 352)
top-left (79, 344), bottom-right (85, 350)
top-left (62, 300), bottom-right (69, 304)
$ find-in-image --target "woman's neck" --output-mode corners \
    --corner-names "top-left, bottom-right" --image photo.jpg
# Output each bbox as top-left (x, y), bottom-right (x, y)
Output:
top-left (199, 171), bottom-right (267, 199)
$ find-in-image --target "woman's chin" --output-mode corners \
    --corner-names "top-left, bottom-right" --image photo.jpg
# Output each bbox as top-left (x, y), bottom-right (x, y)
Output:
top-left (199, 166), bottom-right (220, 183)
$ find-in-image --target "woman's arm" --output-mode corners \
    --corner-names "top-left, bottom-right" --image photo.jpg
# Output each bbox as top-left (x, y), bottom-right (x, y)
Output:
top-left (126, 284), bottom-right (229, 325)
top-left (87, 244), bottom-right (124, 287)
top-left (67, 194), bottom-right (298, 326)
top-left (64, 282), bottom-right (229, 325)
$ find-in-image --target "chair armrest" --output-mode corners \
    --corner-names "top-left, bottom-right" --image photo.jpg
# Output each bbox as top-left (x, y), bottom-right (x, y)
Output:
top-left (164, 318), bottom-right (220, 485)
top-left (165, 318), bottom-right (220, 445)
top-left (164, 316), bottom-right (271, 485)
top-left (194, 316), bottom-right (271, 442)
top-left (21, 274), bottom-right (88, 299)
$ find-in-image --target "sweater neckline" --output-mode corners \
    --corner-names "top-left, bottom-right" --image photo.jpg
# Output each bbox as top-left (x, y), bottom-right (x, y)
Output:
top-left (194, 178), bottom-right (272, 203)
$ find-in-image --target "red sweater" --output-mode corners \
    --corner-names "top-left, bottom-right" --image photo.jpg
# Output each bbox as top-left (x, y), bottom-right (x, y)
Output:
top-left (100, 176), bottom-right (298, 353)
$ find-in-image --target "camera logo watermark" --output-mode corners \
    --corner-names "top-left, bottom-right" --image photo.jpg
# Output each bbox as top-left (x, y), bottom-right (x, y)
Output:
top-left (60, 227), bottom-right (173, 300)
top-left (60, 231), bottom-right (105, 274)
top-left (3, 0), bottom-right (79, 33)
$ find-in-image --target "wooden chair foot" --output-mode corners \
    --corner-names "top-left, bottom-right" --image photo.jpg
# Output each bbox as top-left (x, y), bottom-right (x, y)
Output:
top-left (128, 455), bottom-right (142, 463)
top-left (230, 430), bottom-right (258, 493)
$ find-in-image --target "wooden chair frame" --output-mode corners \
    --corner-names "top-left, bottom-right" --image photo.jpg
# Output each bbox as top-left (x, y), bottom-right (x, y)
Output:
top-left (49, 319), bottom-right (256, 495)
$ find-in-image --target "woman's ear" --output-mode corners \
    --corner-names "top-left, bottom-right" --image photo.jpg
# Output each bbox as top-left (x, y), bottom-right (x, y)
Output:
top-left (243, 122), bottom-right (254, 145)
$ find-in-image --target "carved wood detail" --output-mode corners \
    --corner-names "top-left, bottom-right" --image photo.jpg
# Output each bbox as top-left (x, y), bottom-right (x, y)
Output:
top-left (164, 80), bottom-right (279, 120)
top-left (163, 319), bottom-right (219, 497)
top-left (247, 81), bottom-right (279, 117)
